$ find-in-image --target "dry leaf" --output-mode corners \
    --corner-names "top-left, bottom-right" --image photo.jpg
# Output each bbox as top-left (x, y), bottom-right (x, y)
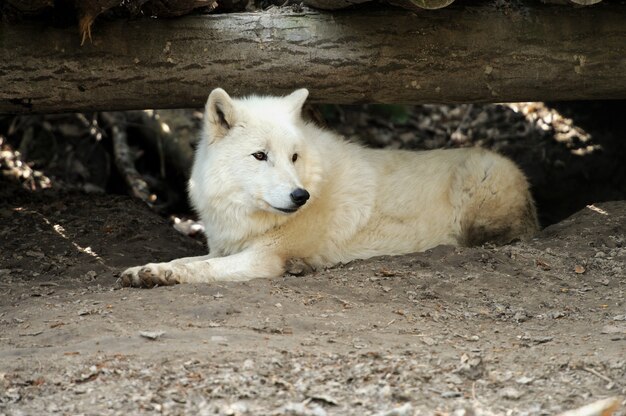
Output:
top-left (536, 259), bottom-right (551, 271)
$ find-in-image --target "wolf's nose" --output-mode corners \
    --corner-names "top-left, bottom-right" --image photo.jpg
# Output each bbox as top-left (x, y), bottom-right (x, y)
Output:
top-left (290, 188), bottom-right (310, 206)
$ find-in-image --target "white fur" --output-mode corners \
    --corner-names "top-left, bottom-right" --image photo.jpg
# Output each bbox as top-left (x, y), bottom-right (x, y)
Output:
top-left (121, 89), bottom-right (538, 287)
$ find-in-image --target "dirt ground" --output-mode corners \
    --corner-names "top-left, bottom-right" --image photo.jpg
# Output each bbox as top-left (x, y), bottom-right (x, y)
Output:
top-left (1, 101), bottom-right (625, 415)
top-left (0, 186), bottom-right (625, 415)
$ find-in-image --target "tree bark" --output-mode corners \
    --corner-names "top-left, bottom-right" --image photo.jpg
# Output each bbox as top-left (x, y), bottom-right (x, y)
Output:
top-left (0, 4), bottom-right (624, 113)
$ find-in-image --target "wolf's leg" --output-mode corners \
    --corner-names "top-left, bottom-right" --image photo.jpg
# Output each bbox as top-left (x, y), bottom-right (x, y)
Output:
top-left (121, 249), bottom-right (284, 287)
top-left (120, 255), bottom-right (212, 287)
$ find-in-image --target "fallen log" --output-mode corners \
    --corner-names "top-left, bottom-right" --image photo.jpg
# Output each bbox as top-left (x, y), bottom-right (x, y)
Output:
top-left (0, 4), bottom-right (624, 113)
top-left (302, 0), bottom-right (455, 11)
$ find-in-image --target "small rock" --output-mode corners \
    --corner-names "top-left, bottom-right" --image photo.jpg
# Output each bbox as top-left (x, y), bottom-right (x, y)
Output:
top-left (446, 374), bottom-right (464, 385)
top-left (421, 336), bottom-right (436, 346)
top-left (374, 403), bottom-right (413, 416)
top-left (499, 387), bottom-right (523, 400)
top-left (221, 402), bottom-right (248, 415)
top-left (277, 402), bottom-right (327, 416)
top-left (513, 310), bottom-right (530, 323)
top-left (78, 309), bottom-right (96, 316)
top-left (456, 356), bottom-right (484, 380)
top-left (210, 335), bottom-right (228, 343)
top-left (532, 335), bottom-right (554, 344)
top-left (489, 370), bottom-right (513, 383)
top-left (379, 268), bottom-right (396, 277)
top-left (4, 388), bottom-right (21, 403)
top-left (452, 409), bottom-right (476, 416)
top-left (601, 324), bottom-right (626, 335)
top-left (516, 376), bottom-right (534, 385)
top-left (548, 311), bottom-right (567, 319)
top-left (139, 330), bottom-right (165, 340)
top-left (307, 394), bottom-right (339, 406)
top-left (574, 265), bottom-right (586, 274)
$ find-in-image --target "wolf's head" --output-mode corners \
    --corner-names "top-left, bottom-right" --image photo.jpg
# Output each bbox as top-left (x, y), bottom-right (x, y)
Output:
top-left (197, 88), bottom-right (321, 216)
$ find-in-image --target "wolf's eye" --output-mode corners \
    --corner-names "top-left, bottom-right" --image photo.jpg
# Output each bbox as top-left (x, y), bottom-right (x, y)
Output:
top-left (252, 151), bottom-right (267, 161)
top-left (292, 153), bottom-right (298, 163)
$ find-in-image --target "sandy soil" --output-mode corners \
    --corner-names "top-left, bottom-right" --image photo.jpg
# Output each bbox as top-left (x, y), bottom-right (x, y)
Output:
top-left (0, 188), bottom-right (624, 415)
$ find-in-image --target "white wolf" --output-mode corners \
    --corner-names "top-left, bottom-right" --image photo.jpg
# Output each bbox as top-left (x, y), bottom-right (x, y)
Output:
top-left (121, 89), bottom-right (538, 287)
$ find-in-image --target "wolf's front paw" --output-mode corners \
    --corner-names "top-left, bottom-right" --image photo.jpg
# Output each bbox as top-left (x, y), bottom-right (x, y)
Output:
top-left (120, 263), bottom-right (181, 288)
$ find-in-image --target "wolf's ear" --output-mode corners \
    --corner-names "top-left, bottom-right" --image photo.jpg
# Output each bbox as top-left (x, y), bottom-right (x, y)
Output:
top-left (205, 88), bottom-right (237, 142)
top-left (286, 88), bottom-right (309, 115)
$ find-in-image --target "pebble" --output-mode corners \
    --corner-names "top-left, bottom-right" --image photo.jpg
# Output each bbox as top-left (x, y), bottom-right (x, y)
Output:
top-left (221, 402), bottom-right (248, 415)
top-left (548, 310), bottom-right (567, 319)
top-left (421, 336), bottom-right (436, 346)
top-left (513, 310), bottom-right (530, 322)
top-left (516, 376), bottom-right (534, 385)
top-left (499, 386), bottom-right (523, 400)
top-left (452, 409), bottom-right (475, 416)
top-left (210, 335), bottom-right (228, 342)
top-left (601, 324), bottom-right (626, 335)
top-left (139, 330), bottom-right (165, 340)
top-left (374, 403), bottom-right (413, 416)
top-left (278, 402), bottom-right (327, 416)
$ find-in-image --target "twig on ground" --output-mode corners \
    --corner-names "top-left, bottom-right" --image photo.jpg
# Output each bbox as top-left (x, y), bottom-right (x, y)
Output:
top-left (101, 112), bottom-right (154, 206)
top-left (582, 366), bottom-right (618, 387)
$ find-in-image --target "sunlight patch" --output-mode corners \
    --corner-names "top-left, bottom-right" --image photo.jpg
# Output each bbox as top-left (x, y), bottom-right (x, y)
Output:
top-left (506, 102), bottom-right (600, 156)
top-left (0, 136), bottom-right (52, 190)
top-left (586, 204), bottom-right (609, 216)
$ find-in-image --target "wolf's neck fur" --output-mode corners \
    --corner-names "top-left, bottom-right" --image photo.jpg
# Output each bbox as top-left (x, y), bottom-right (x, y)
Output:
top-left (201, 199), bottom-right (288, 256)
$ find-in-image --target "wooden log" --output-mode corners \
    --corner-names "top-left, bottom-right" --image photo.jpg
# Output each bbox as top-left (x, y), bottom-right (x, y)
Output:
top-left (302, 0), bottom-right (371, 10)
top-left (407, 0), bottom-right (455, 9)
top-left (303, 0), bottom-right (455, 10)
top-left (3, 0), bottom-right (53, 14)
top-left (0, 4), bottom-right (624, 113)
top-left (541, 0), bottom-right (602, 5)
